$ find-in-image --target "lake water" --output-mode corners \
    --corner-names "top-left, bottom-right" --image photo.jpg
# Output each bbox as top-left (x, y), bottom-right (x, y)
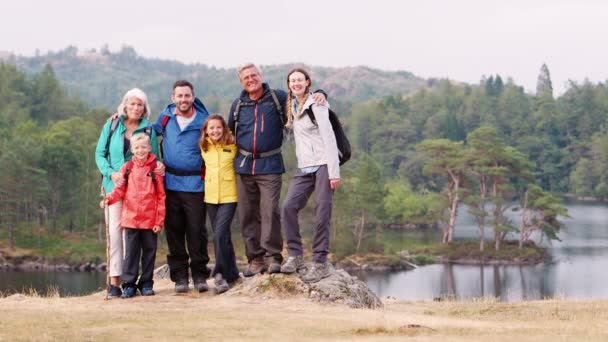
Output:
top-left (359, 201), bottom-right (608, 301)
top-left (1, 202), bottom-right (606, 300)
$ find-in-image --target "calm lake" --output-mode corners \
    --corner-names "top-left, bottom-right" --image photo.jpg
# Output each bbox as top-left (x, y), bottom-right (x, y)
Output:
top-left (1, 201), bottom-right (606, 300)
top-left (360, 201), bottom-right (608, 301)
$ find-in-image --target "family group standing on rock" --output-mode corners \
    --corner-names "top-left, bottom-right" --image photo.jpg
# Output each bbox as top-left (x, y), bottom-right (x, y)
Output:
top-left (95, 63), bottom-right (342, 299)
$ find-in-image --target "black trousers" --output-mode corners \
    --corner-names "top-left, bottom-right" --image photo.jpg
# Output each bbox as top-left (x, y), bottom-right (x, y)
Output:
top-left (122, 228), bottom-right (158, 288)
top-left (165, 190), bottom-right (210, 283)
top-left (207, 202), bottom-right (240, 283)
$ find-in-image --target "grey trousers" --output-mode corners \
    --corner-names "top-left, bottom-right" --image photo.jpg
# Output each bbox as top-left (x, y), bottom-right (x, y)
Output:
top-left (236, 173), bottom-right (283, 263)
top-left (281, 165), bottom-right (333, 263)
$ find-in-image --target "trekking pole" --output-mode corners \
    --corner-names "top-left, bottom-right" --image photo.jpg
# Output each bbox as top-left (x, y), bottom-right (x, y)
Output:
top-left (101, 187), bottom-right (111, 300)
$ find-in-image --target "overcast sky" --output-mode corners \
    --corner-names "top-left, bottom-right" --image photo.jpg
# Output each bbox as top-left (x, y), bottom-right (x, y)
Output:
top-left (2, 0), bottom-right (606, 95)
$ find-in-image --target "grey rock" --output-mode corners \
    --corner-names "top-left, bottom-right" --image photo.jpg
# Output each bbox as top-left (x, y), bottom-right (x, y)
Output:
top-left (153, 264), bottom-right (171, 279)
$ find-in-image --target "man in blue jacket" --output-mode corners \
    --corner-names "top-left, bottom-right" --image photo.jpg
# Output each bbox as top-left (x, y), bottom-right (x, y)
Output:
top-left (229, 63), bottom-right (326, 277)
top-left (153, 80), bottom-right (210, 293)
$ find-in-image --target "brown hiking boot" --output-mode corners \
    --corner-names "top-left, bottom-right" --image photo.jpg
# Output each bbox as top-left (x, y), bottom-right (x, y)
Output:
top-left (243, 257), bottom-right (267, 277)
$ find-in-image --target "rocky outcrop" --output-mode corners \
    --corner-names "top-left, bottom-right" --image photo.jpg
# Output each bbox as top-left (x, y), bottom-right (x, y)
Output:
top-left (227, 264), bottom-right (383, 309)
top-left (154, 263), bottom-right (382, 309)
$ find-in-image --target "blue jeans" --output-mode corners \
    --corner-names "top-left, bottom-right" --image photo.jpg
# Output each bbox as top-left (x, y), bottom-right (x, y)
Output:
top-left (207, 202), bottom-right (240, 283)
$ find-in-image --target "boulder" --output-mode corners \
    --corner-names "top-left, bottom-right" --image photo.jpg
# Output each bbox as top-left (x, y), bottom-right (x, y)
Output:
top-left (228, 264), bottom-right (383, 309)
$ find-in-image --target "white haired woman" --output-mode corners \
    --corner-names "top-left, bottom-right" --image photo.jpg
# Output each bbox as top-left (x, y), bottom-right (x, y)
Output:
top-left (95, 88), bottom-right (161, 298)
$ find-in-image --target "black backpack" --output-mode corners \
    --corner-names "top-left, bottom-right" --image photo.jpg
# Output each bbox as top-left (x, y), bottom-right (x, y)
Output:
top-left (305, 107), bottom-right (351, 166)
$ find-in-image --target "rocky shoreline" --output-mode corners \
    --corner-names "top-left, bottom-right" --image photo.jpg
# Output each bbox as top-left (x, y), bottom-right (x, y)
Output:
top-left (1, 248), bottom-right (546, 273)
top-left (0, 254), bottom-right (106, 272)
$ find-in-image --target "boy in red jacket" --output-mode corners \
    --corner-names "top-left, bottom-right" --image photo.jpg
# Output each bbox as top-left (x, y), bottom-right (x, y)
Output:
top-left (101, 133), bottom-right (166, 298)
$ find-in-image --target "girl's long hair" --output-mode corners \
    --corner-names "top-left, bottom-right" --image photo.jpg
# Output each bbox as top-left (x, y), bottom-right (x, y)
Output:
top-left (199, 114), bottom-right (231, 152)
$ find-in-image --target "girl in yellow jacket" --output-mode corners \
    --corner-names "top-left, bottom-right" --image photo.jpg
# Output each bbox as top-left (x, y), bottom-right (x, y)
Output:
top-left (199, 114), bottom-right (240, 293)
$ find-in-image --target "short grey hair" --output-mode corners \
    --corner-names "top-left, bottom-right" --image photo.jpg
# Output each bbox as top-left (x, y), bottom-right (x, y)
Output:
top-left (117, 88), bottom-right (151, 120)
top-left (237, 63), bottom-right (262, 77)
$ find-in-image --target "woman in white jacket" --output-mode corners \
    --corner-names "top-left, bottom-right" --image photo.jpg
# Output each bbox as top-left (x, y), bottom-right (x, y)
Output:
top-left (280, 68), bottom-right (340, 283)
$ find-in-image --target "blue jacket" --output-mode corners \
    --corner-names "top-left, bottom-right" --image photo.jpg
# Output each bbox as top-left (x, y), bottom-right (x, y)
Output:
top-left (153, 97), bottom-right (209, 192)
top-left (95, 116), bottom-right (159, 193)
top-left (228, 83), bottom-right (287, 175)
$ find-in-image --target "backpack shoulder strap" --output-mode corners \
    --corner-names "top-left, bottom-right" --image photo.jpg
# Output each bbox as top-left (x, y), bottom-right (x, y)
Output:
top-left (104, 117), bottom-right (120, 158)
top-left (123, 160), bottom-right (134, 186)
top-left (305, 106), bottom-right (318, 127)
top-left (232, 98), bottom-right (243, 137)
top-left (161, 115), bottom-right (171, 133)
top-left (269, 89), bottom-right (285, 125)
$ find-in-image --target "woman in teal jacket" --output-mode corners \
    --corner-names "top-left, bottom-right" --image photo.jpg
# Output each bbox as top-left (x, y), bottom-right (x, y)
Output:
top-left (95, 88), bottom-right (159, 298)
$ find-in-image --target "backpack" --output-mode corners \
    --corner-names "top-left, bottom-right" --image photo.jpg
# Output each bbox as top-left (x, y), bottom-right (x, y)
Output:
top-left (304, 106), bottom-right (352, 166)
top-left (231, 89), bottom-right (285, 137)
top-left (122, 160), bottom-right (158, 192)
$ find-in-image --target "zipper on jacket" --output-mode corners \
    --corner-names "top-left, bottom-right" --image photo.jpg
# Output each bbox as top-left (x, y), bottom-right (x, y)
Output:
top-left (252, 103), bottom-right (258, 174)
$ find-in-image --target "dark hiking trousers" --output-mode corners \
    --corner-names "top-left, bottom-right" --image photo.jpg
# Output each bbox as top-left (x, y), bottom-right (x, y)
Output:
top-left (207, 202), bottom-right (240, 283)
top-left (165, 190), bottom-right (210, 283)
top-left (236, 173), bottom-right (283, 263)
top-left (281, 165), bottom-right (333, 263)
top-left (122, 228), bottom-right (158, 288)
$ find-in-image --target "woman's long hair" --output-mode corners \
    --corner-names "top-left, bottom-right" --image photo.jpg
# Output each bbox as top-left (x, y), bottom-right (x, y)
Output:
top-left (199, 114), bottom-right (231, 152)
top-left (285, 68), bottom-right (311, 128)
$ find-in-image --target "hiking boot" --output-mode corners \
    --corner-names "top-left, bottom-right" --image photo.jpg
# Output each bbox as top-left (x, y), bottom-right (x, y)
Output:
top-left (214, 273), bottom-right (230, 294)
top-left (107, 284), bottom-right (122, 298)
top-left (121, 286), bottom-right (137, 299)
top-left (280, 255), bottom-right (306, 274)
top-left (267, 259), bottom-right (282, 274)
top-left (301, 262), bottom-right (332, 283)
top-left (139, 287), bottom-right (155, 296)
top-left (194, 280), bottom-right (209, 293)
top-left (242, 258), bottom-right (267, 277)
top-left (174, 281), bottom-right (189, 294)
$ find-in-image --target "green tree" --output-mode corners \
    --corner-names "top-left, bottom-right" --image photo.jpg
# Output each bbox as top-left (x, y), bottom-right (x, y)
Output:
top-left (518, 184), bottom-right (568, 248)
top-left (417, 139), bottom-right (466, 243)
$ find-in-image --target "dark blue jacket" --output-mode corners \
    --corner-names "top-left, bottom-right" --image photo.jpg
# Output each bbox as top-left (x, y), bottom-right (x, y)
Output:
top-left (228, 83), bottom-right (287, 175)
top-left (153, 97), bottom-right (209, 192)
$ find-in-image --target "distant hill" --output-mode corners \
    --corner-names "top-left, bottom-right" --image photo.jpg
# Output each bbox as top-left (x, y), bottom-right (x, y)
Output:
top-left (1, 46), bottom-right (426, 115)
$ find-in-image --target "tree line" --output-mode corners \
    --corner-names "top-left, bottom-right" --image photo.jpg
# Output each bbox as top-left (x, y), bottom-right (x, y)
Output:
top-left (0, 60), bottom-right (606, 257)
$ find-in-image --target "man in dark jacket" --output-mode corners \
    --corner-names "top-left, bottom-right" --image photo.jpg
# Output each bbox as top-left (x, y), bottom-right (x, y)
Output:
top-left (228, 63), bottom-right (326, 276)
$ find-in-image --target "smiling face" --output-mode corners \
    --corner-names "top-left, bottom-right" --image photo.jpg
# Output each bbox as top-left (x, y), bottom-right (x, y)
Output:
top-left (206, 118), bottom-right (224, 142)
top-left (288, 71), bottom-right (310, 98)
top-left (239, 66), bottom-right (263, 98)
top-left (171, 85), bottom-right (194, 114)
top-left (130, 137), bottom-right (151, 162)
top-left (125, 97), bottom-right (145, 120)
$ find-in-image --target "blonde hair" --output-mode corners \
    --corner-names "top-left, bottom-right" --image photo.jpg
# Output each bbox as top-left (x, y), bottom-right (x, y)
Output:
top-left (117, 88), bottom-right (151, 120)
top-left (199, 114), bottom-right (232, 152)
top-left (285, 68), bottom-right (311, 128)
top-left (130, 133), bottom-right (151, 147)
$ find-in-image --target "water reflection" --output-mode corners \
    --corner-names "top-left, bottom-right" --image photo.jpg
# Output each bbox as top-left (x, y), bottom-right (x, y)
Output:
top-left (0, 271), bottom-right (105, 297)
top-left (361, 201), bottom-right (608, 302)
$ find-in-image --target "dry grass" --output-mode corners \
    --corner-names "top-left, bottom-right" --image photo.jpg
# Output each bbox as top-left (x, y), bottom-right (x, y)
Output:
top-left (0, 279), bottom-right (607, 341)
